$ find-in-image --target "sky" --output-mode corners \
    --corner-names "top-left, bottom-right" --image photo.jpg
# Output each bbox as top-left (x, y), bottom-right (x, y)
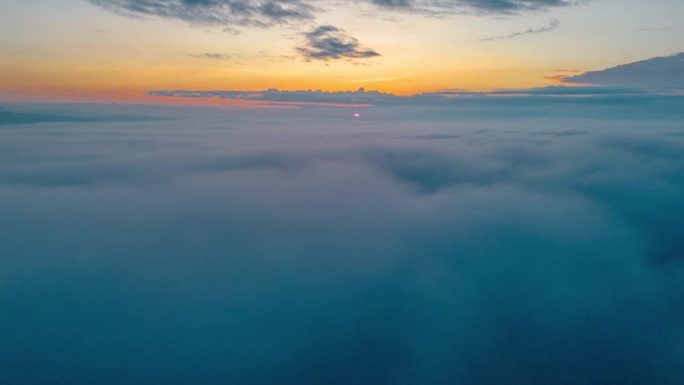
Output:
top-left (2, 2), bottom-right (684, 383)
top-left (1, 0), bottom-right (684, 103)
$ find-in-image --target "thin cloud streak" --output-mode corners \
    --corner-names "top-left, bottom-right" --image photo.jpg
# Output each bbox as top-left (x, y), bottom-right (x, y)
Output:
top-left (481, 19), bottom-right (560, 41)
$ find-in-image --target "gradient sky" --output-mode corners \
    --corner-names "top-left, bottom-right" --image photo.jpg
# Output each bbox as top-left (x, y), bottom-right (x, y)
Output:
top-left (1, 0), bottom-right (683, 102)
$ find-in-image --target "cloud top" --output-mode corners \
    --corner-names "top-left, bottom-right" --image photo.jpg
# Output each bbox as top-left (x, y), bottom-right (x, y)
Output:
top-left (2, 102), bottom-right (684, 384)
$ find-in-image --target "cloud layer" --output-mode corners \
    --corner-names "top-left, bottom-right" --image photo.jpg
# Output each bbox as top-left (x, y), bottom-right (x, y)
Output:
top-left (1, 102), bottom-right (684, 384)
top-left (148, 85), bottom-right (684, 119)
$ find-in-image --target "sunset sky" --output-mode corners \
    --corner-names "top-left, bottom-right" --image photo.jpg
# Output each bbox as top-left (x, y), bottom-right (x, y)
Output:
top-left (1, 0), bottom-right (683, 103)
top-left (4, 2), bottom-right (684, 383)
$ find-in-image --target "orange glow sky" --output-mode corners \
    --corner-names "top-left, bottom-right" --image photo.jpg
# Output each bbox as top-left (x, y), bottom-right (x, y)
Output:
top-left (1, 0), bottom-right (683, 104)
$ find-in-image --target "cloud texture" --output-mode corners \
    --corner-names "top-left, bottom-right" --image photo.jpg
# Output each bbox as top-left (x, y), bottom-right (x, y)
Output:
top-left (563, 52), bottom-right (684, 91)
top-left (88, 0), bottom-right (315, 27)
top-left (87, 0), bottom-right (583, 28)
top-left (481, 19), bottom-right (560, 41)
top-left (297, 25), bottom-right (381, 61)
top-left (1, 102), bottom-right (684, 384)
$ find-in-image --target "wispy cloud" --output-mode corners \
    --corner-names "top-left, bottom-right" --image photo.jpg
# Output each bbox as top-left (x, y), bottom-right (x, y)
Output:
top-left (87, 0), bottom-right (315, 28)
top-left (481, 19), bottom-right (560, 41)
top-left (371, 0), bottom-right (582, 14)
top-left (296, 25), bottom-right (380, 62)
top-left (190, 53), bottom-right (232, 60)
top-left (88, 0), bottom-right (586, 31)
top-left (636, 27), bottom-right (669, 32)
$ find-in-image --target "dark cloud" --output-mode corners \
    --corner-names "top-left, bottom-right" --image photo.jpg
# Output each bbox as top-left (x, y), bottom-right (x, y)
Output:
top-left (563, 52), bottom-right (684, 91)
top-left (481, 19), bottom-right (560, 41)
top-left (87, 0), bottom-right (583, 33)
top-left (87, 0), bottom-right (315, 27)
top-left (2, 103), bottom-right (684, 384)
top-left (296, 25), bottom-right (381, 61)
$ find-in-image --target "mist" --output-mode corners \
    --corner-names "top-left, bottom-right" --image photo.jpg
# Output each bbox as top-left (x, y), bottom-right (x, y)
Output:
top-left (1, 103), bottom-right (683, 384)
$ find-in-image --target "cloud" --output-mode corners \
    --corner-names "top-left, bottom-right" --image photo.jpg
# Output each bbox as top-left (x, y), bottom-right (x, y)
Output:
top-left (296, 25), bottom-right (381, 62)
top-left (563, 52), bottom-right (684, 91)
top-left (149, 87), bottom-right (393, 105)
top-left (370, 0), bottom-right (581, 14)
top-left (458, 0), bottom-right (579, 12)
top-left (190, 53), bottom-right (231, 59)
top-left (0, 107), bottom-right (165, 125)
top-left (2, 102), bottom-right (684, 384)
top-left (481, 19), bottom-right (560, 41)
top-left (636, 27), bottom-right (669, 32)
top-left (88, 0), bottom-right (586, 32)
top-left (148, 85), bottom-right (684, 119)
top-left (87, 0), bottom-right (315, 27)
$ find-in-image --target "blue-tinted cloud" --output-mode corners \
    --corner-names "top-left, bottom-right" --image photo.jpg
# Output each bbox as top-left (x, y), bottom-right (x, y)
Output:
top-left (87, 0), bottom-right (315, 27)
top-left (372, 0), bottom-right (582, 13)
top-left (296, 25), bottom-right (381, 61)
top-left (88, 0), bottom-right (586, 30)
top-left (0, 107), bottom-right (165, 125)
top-left (563, 52), bottom-right (684, 91)
top-left (481, 19), bottom-right (560, 41)
top-left (148, 85), bottom-right (684, 119)
top-left (1, 102), bottom-right (683, 384)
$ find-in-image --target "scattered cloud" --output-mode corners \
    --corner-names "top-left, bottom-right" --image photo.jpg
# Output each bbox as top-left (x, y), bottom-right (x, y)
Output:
top-left (296, 25), bottom-right (381, 62)
top-left (481, 19), bottom-right (560, 41)
top-left (87, 0), bottom-right (315, 28)
top-left (87, 0), bottom-right (587, 32)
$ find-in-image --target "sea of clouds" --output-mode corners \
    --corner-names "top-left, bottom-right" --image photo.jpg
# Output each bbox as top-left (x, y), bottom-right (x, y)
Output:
top-left (1, 102), bottom-right (683, 384)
